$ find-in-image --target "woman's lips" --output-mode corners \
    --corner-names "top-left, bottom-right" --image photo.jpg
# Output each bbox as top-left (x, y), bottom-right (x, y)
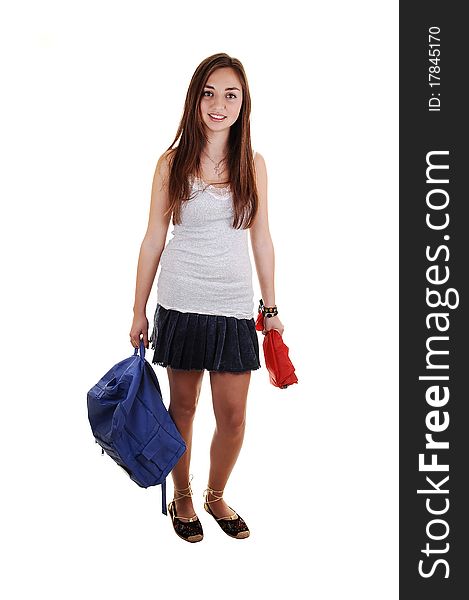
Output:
top-left (208, 114), bottom-right (226, 122)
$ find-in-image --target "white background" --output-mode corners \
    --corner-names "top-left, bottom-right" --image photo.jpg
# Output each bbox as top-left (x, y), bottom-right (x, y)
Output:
top-left (1, 1), bottom-right (398, 598)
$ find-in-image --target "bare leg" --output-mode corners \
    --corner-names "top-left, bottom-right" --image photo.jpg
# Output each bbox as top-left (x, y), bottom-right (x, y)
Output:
top-left (206, 370), bottom-right (251, 518)
top-left (167, 367), bottom-right (204, 520)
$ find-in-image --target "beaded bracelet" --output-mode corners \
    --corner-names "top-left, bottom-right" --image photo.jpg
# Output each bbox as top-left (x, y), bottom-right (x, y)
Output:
top-left (258, 298), bottom-right (278, 318)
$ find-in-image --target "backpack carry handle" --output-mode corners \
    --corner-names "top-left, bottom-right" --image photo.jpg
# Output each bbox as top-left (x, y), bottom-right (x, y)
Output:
top-left (133, 337), bottom-right (146, 358)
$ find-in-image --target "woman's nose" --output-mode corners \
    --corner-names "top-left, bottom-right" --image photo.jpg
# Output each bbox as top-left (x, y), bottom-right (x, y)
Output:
top-left (211, 97), bottom-right (226, 108)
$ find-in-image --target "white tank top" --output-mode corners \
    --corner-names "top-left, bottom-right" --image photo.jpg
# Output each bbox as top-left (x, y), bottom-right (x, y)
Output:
top-left (156, 153), bottom-right (256, 319)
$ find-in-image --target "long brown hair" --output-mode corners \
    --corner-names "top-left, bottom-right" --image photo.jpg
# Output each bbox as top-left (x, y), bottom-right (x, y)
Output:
top-left (163, 53), bottom-right (259, 229)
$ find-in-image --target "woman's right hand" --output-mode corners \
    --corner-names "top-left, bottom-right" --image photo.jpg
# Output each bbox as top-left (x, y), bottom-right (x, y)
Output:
top-left (129, 314), bottom-right (149, 349)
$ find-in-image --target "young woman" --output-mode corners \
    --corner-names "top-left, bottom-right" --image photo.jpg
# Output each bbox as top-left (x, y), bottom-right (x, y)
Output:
top-left (129, 53), bottom-right (284, 543)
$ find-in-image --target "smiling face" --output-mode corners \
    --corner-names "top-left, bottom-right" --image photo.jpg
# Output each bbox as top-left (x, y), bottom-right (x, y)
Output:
top-left (200, 67), bottom-right (243, 131)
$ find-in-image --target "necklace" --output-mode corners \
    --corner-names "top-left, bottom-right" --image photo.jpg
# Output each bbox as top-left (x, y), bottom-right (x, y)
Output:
top-left (203, 150), bottom-right (227, 179)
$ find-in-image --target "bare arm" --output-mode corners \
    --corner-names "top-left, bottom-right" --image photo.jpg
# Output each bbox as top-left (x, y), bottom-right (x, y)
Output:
top-left (250, 153), bottom-right (284, 334)
top-left (129, 152), bottom-right (172, 347)
top-left (250, 152), bottom-right (276, 306)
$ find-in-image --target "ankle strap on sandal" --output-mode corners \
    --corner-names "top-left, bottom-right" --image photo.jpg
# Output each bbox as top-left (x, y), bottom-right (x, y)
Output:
top-left (203, 485), bottom-right (225, 504)
top-left (174, 473), bottom-right (195, 500)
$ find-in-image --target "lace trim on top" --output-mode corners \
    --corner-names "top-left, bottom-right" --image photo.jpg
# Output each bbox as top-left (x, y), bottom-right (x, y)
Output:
top-left (191, 176), bottom-right (232, 199)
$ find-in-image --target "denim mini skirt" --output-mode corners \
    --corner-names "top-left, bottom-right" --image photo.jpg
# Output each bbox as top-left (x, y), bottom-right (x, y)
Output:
top-left (149, 303), bottom-right (261, 373)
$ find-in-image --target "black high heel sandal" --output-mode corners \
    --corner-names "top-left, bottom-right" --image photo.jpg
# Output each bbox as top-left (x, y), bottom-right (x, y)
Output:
top-left (203, 485), bottom-right (250, 539)
top-left (168, 475), bottom-right (204, 543)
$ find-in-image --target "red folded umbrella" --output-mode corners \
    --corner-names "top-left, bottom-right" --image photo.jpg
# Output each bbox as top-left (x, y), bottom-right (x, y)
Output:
top-left (255, 311), bottom-right (298, 389)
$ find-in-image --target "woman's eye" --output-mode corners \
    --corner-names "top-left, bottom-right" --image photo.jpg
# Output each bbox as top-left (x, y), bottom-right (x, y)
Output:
top-left (203, 91), bottom-right (237, 99)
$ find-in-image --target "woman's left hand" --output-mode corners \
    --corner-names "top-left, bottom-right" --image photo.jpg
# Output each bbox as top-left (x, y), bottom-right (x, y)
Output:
top-left (262, 314), bottom-right (284, 336)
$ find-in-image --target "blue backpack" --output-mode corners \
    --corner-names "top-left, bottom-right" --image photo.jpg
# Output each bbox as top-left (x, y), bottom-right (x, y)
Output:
top-left (87, 339), bottom-right (186, 515)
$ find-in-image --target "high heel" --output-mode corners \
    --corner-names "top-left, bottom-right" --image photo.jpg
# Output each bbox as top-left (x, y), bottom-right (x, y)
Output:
top-left (168, 474), bottom-right (204, 543)
top-left (203, 485), bottom-right (250, 539)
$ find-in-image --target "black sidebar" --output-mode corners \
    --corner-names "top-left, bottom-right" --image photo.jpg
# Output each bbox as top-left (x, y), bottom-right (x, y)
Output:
top-left (400, 3), bottom-right (467, 597)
